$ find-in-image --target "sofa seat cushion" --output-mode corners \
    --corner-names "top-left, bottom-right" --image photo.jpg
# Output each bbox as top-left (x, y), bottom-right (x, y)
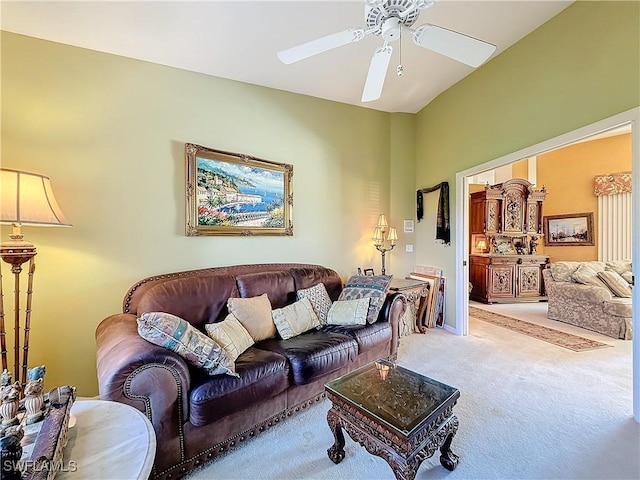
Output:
top-left (603, 298), bottom-right (633, 318)
top-left (255, 330), bottom-right (358, 385)
top-left (189, 347), bottom-right (289, 427)
top-left (322, 321), bottom-right (391, 354)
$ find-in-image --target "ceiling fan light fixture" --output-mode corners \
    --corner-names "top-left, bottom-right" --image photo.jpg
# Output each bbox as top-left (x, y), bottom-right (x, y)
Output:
top-left (365, 0), bottom-right (385, 8)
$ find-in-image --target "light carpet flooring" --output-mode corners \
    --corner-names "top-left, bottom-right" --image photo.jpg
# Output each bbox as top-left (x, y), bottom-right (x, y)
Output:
top-left (188, 302), bottom-right (638, 480)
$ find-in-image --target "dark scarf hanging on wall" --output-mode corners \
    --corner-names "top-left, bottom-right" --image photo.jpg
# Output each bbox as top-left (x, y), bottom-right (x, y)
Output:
top-left (417, 182), bottom-right (450, 245)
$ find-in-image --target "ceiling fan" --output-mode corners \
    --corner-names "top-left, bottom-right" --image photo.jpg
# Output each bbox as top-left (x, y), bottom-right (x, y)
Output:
top-left (277, 0), bottom-right (497, 103)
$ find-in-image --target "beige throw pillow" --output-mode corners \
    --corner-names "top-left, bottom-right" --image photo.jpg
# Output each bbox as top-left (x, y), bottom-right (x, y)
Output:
top-left (205, 314), bottom-right (255, 362)
top-left (597, 270), bottom-right (632, 298)
top-left (227, 293), bottom-right (276, 342)
top-left (571, 263), bottom-right (608, 290)
top-left (338, 275), bottom-right (392, 324)
top-left (272, 297), bottom-right (321, 340)
top-left (326, 298), bottom-right (370, 326)
top-left (605, 260), bottom-right (632, 276)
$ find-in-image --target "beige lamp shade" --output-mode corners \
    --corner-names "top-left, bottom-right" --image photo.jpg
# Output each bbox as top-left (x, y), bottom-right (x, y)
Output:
top-left (372, 226), bottom-right (384, 245)
top-left (376, 214), bottom-right (388, 229)
top-left (1, 168), bottom-right (71, 227)
top-left (386, 227), bottom-right (398, 245)
top-left (476, 239), bottom-right (487, 251)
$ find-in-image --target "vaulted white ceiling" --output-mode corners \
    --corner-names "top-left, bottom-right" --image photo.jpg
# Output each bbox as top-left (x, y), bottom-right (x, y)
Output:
top-left (0, 1), bottom-right (574, 113)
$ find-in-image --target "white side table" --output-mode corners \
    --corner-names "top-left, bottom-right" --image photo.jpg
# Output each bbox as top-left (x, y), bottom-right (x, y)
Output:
top-left (57, 399), bottom-right (156, 480)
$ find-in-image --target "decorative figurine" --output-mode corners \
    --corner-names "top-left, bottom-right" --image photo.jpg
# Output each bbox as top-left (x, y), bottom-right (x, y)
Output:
top-left (0, 370), bottom-right (10, 388)
top-left (529, 236), bottom-right (538, 255)
top-left (24, 365), bottom-right (47, 424)
top-left (0, 425), bottom-right (24, 480)
top-left (0, 371), bottom-right (21, 428)
top-left (490, 236), bottom-right (497, 254)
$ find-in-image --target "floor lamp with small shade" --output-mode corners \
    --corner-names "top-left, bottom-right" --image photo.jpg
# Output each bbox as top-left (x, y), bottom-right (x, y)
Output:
top-left (0, 168), bottom-right (71, 391)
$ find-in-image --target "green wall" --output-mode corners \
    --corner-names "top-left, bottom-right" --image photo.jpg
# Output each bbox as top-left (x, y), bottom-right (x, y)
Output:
top-left (413, 0), bottom-right (640, 326)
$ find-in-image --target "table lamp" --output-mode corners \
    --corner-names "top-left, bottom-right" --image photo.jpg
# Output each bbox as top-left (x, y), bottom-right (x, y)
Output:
top-left (372, 214), bottom-right (397, 275)
top-left (0, 168), bottom-right (71, 389)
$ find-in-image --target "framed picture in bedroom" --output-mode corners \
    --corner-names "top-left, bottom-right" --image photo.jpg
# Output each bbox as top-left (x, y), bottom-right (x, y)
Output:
top-left (543, 212), bottom-right (594, 246)
top-left (185, 143), bottom-right (293, 236)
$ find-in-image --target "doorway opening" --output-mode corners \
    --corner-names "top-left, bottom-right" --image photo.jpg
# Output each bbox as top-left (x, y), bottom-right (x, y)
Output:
top-left (455, 107), bottom-right (640, 421)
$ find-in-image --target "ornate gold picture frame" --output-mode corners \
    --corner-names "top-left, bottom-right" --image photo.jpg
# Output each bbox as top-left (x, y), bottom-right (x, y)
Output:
top-left (185, 143), bottom-right (293, 236)
top-left (543, 212), bottom-right (594, 246)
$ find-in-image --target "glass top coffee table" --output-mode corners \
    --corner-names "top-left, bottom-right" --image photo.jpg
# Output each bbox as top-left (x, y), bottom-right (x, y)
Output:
top-left (325, 359), bottom-right (460, 480)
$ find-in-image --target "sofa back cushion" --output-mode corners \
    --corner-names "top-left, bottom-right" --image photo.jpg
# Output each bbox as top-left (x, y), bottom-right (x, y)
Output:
top-left (236, 271), bottom-right (295, 308)
top-left (289, 267), bottom-right (343, 301)
top-left (137, 274), bottom-right (237, 329)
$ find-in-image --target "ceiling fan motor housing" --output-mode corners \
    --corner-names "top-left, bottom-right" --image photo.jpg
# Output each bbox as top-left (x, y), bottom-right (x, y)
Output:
top-left (365, 0), bottom-right (422, 36)
top-left (382, 17), bottom-right (401, 41)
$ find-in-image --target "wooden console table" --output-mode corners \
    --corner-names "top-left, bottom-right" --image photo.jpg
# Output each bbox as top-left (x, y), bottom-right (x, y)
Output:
top-left (469, 254), bottom-right (549, 304)
top-left (389, 278), bottom-right (430, 335)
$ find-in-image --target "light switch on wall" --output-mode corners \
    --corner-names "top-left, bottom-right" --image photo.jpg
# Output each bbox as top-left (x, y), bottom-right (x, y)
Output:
top-left (405, 244), bottom-right (413, 253)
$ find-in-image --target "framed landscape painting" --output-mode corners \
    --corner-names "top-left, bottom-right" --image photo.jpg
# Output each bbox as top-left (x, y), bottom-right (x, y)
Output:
top-left (543, 212), bottom-right (594, 246)
top-left (185, 143), bottom-right (293, 236)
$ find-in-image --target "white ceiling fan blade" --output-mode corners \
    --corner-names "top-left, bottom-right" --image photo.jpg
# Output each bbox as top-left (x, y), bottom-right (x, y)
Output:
top-left (361, 45), bottom-right (392, 103)
top-left (277, 28), bottom-right (365, 65)
top-left (412, 24), bottom-right (496, 67)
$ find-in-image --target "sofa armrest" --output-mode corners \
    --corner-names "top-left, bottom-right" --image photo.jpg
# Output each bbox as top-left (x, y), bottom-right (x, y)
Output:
top-left (376, 292), bottom-right (406, 359)
top-left (95, 313), bottom-right (191, 439)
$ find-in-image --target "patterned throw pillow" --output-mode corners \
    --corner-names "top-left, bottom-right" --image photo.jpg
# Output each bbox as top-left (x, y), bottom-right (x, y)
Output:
top-left (137, 312), bottom-right (238, 377)
top-left (338, 275), bottom-right (392, 324)
top-left (227, 293), bottom-right (276, 342)
top-left (296, 283), bottom-right (332, 325)
top-left (326, 298), bottom-right (370, 326)
top-left (549, 261), bottom-right (581, 282)
top-left (571, 263), bottom-right (608, 289)
top-left (272, 297), bottom-right (321, 340)
top-left (204, 314), bottom-right (255, 362)
top-left (597, 270), bottom-right (632, 298)
top-left (605, 260), bottom-right (632, 276)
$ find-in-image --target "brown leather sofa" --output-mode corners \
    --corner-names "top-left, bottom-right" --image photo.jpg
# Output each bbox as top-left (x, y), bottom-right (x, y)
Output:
top-left (95, 263), bottom-right (405, 479)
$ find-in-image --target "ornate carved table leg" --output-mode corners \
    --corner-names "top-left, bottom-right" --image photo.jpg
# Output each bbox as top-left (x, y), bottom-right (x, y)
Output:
top-left (326, 409), bottom-right (345, 464)
top-left (390, 459), bottom-right (419, 480)
top-left (439, 416), bottom-right (459, 471)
